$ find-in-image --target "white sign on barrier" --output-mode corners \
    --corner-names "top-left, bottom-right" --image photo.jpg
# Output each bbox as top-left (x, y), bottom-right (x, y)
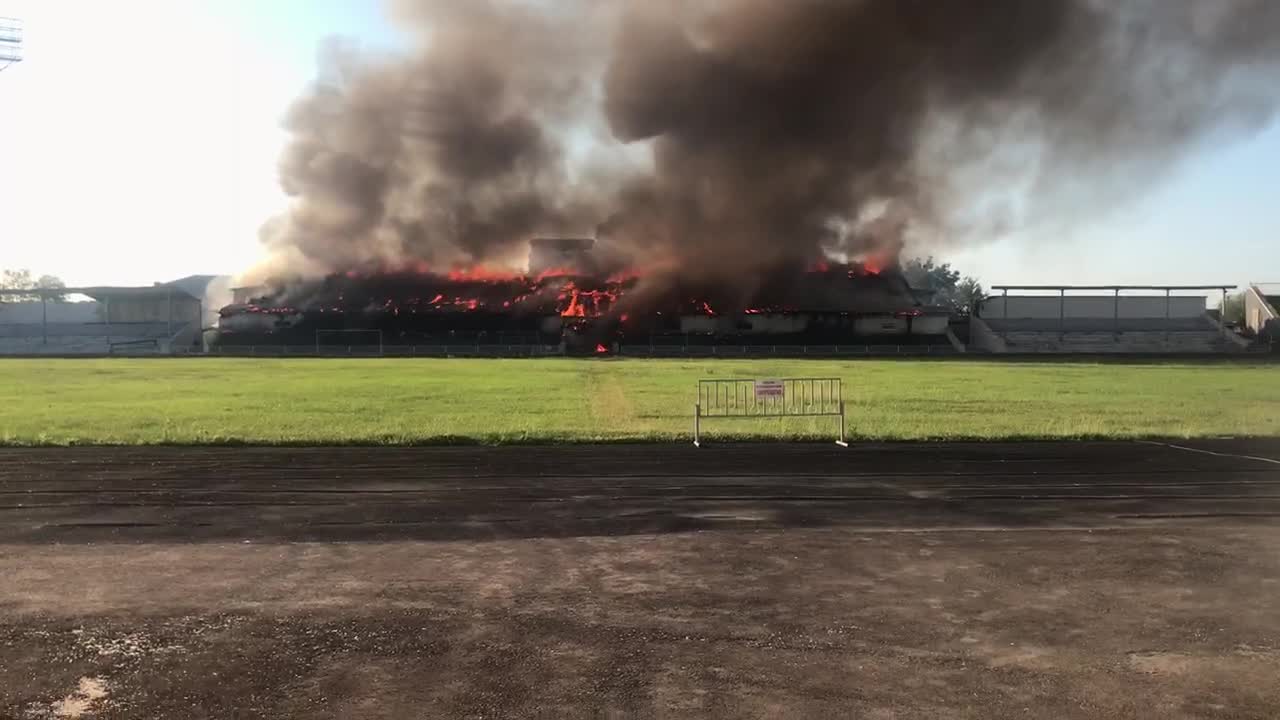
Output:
top-left (754, 379), bottom-right (785, 400)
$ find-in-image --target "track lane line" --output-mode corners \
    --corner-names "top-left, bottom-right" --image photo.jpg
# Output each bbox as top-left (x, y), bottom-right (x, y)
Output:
top-left (1137, 440), bottom-right (1280, 467)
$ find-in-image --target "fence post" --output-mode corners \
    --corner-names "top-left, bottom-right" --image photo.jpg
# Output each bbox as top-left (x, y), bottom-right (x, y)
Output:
top-left (693, 403), bottom-right (701, 447)
top-left (837, 400), bottom-right (848, 447)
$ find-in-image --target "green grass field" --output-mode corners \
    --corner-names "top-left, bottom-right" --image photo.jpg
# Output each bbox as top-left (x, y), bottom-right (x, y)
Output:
top-left (0, 358), bottom-right (1277, 445)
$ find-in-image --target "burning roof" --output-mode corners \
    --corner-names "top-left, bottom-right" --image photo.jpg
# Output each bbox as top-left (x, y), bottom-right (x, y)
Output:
top-left (225, 259), bottom-right (926, 324)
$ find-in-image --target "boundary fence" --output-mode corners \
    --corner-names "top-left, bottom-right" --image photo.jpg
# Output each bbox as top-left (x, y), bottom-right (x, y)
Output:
top-left (209, 344), bottom-right (564, 358)
top-left (627, 344), bottom-right (954, 357)
top-left (202, 343), bottom-right (953, 358)
top-left (694, 378), bottom-right (847, 446)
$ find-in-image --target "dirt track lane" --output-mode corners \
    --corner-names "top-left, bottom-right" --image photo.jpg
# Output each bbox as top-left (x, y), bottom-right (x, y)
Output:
top-left (2, 440), bottom-right (1280, 543)
top-left (2, 441), bottom-right (1280, 718)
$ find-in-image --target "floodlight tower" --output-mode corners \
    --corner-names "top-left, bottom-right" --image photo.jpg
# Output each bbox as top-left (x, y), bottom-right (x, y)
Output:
top-left (0, 17), bottom-right (23, 72)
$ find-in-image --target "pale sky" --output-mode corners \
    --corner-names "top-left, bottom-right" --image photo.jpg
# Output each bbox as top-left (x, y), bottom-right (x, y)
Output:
top-left (0, 0), bottom-right (1277, 289)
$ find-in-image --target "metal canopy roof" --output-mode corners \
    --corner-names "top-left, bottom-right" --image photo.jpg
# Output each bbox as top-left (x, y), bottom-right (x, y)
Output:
top-left (0, 286), bottom-right (199, 300)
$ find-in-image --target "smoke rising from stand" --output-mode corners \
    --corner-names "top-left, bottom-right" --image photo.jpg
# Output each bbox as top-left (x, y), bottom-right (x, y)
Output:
top-left (251, 0), bottom-right (1280, 289)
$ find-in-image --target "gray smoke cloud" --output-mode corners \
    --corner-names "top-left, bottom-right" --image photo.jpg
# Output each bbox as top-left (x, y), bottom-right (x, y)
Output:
top-left (250, 0), bottom-right (1280, 285)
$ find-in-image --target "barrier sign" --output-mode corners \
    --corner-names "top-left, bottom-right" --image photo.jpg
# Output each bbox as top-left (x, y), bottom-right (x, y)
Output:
top-left (694, 377), bottom-right (847, 447)
top-left (754, 379), bottom-right (785, 399)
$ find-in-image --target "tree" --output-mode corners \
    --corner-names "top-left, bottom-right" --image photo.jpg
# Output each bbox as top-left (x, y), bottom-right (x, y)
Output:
top-left (901, 257), bottom-right (984, 313)
top-left (953, 276), bottom-right (985, 312)
top-left (1219, 291), bottom-right (1245, 325)
top-left (0, 269), bottom-right (67, 302)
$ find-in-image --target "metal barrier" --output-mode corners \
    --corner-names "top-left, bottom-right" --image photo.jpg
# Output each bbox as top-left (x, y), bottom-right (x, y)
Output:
top-left (694, 378), bottom-right (847, 447)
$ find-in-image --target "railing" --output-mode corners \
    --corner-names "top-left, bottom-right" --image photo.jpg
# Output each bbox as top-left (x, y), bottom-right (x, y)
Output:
top-left (203, 343), bottom-right (955, 358)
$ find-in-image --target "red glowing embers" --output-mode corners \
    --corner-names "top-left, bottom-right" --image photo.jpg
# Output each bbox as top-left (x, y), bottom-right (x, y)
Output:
top-left (557, 280), bottom-right (622, 318)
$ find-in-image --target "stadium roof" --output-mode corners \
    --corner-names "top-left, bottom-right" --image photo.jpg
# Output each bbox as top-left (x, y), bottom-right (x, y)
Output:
top-left (989, 285), bottom-right (1236, 291)
top-left (161, 275), bottom-right (224, 298)
top-left (80, 286), bottom-right (199, 300)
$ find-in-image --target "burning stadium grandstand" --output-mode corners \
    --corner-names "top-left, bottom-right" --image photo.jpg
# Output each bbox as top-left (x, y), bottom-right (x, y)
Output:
top-left (215, 0), bottom-right (1279, 356)
top-left (216, 243), bottom-right (950, 354)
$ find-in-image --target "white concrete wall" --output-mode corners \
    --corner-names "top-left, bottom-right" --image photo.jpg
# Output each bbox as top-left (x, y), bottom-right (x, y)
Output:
top-left (981, 295), bottom-right (1207, 319)
top-left (1244, 286), bottom-right (1278, 335)
top-left (854, 317), bottom-right (907, 335)
top-left (910, 316), bottom-right (950, 335)
top-left (679, 316), bottom-right (734, 334)
top-left (742, 314), bottom-right (809, 334)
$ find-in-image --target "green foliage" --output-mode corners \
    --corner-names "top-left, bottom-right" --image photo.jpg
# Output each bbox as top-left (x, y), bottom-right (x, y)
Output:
top-left (0, 358), bottom-right (1276, 445)
top-left (0, 268), bottom-right (67, 302)
top-left (1220, 291), bottom-right (1246, 325)
top-left (901, 257), bottom-right (983, 312)
top-left (954, 276), bottom-right (984, 312)
top-left (0, 269), bottom-right (33, 289)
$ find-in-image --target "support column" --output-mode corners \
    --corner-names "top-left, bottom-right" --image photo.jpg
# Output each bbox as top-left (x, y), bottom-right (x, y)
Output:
top-left (1221, 288), bottom-right (1227, 333)
top-left (104, 296), bottom-right (111, 348)
top-left (1059, 288), bottom-right (1066, 336)
top-left (41, 292), bottom-right (47, 345)
top-left (1002, 288), bottom-right (1008, 342)
top-left (1114, 288), bottom-right (1120, 335)
top-left (166, 289), bottom-right (173, 339)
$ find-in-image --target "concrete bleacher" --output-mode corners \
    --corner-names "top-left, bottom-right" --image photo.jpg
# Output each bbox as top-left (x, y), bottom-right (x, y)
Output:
top-left (0, 322), bottom-right (177, 355)
top-left (981, 316), bottom-right (1239, 354)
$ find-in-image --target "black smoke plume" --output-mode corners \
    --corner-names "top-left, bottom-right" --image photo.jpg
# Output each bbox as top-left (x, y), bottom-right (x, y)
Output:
top-left (252, 0), bottom-right (1280, 288)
